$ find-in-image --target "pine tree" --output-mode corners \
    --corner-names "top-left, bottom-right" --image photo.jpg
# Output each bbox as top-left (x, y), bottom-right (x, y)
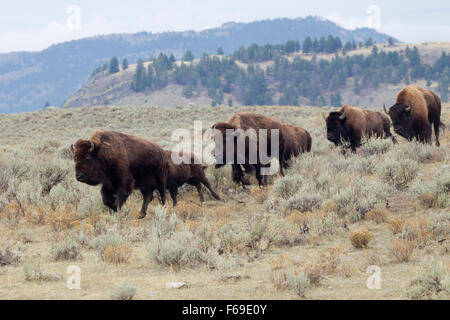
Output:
top-left (303, 37), bottom-right (313, 54)
top-left (132, 60), bottom-right (147, 92)
top-left (182, 51), bottom-right (194, 62)
top-left (109, 57), bottom-right (119, 74)
top-left (330, 92), bottom-right (342, 107)
top-left (122, 58), bottom-right (129, 70)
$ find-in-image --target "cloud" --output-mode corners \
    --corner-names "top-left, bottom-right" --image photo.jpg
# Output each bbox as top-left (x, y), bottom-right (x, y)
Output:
top-left (0, 13), bottom-right (138, 53)
top-left (381, 22), bottom-right (450, 43)
top-left (327, 12), bottom-right (368, 30)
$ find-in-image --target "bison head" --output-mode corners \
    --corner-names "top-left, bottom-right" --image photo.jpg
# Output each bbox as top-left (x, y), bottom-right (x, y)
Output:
top-left (211, 122), bottom-right (238, 168)
top-left (325, 110), bottom-right (349, 146)
top-left (385, 103), bottom-right (413, 140)
top-left (71, 139), bottom-right (104, 186)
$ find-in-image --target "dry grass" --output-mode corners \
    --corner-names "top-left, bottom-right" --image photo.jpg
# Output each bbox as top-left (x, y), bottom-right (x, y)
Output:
top-left (350, 231), bottom-right (374, 249)
top-left (365, 208), bottom-right (389, 224)
top-left (390, 239), bottom-right (416, 263)
top-left (103, 245), bottom-right (133, 264)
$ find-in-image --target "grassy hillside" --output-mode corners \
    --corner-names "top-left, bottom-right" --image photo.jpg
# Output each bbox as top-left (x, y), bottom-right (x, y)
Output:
top-left (0, 103), bottom-right (448, 299)
top-left (63, 42), bottom-right (450, 109)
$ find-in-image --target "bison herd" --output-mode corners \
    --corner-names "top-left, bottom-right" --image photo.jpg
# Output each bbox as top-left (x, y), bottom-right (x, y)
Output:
top-left (71, 85), bottom-right (444, 218)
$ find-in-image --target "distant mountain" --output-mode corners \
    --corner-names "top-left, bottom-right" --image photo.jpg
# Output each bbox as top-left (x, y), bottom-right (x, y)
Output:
top-left (0, 16), bottom-right (396, 113)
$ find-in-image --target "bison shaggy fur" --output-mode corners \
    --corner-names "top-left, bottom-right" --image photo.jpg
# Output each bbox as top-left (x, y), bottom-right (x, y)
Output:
top-left (212, 112), bottom-right (290, 187)
top-left (282, 124), bottom-right (312, 168)
top-left (72, 130), bottom-right (168, 219)
top-left (385, 85), bottom-right (443, 146)
top-left (326, 105), bottom-right (396, 151)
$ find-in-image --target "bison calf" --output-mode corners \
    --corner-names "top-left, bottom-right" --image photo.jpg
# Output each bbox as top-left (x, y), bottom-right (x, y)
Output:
top-left (325, 105), bottom-right (396, 152)
top-left (72, 130), bottom-right (168, 218)
top-left (147, 151), bottom-right (221, 208)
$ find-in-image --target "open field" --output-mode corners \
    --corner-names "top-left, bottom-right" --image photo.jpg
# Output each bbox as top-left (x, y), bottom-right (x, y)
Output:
top-left (0, 103), bottom-right (449, 300)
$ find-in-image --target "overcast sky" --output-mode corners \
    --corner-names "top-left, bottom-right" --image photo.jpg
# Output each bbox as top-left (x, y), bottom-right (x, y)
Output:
top-left (1, 0), bottom-right (449, 53)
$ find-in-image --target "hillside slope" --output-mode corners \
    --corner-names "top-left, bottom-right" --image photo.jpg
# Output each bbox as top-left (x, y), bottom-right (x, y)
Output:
top-left (0, 17), bottom-right (394, 113)
top-left (63, 42), bottom-right (450, 109)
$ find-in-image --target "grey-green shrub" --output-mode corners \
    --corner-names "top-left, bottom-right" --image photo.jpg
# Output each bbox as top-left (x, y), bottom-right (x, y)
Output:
top-left (50, 238), bottom-right (81, 261)
top-left (287, 270), bottom-right (310, 296)
top-left (332, 177), bottom-right (390, 222)
top-left (110, 283), bottom-right (137, 300)
top-left (360, 137), bottom-right (392, 157)
top-left (148, 229), bottom-right (203, 269)
top-left (285, 192), bottom-right (322, 213)
top-left (90, 231), bottom-right (129, 256)
top-left (39, 160), bottom-right (69, 195)
top-left (401, 142), bottom-right (445, 163)
top-left (409, 166), bottom-right (449, 208)
top-left (405, 258), bottom-right (450, 300)
top-left (377, 158), bottom-right (418, 190)
top-left (23, 257), bottom-right (60, 282)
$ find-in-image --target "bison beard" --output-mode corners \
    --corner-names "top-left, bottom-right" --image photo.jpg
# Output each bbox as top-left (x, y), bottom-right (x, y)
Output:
top-left (72, 130), bottom-right (168, 219)
top-left (325, 105), bottom-right (396, 152)
top-left (385, 85), bottom-right (443, 146)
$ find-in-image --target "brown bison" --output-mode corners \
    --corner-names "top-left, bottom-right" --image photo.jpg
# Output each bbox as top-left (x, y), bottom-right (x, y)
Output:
top-left (212, 112), bottom-right (290, 187)
top-left (147, 151), bottom-right (221, 207)
top-left (283, 124), bottom-right (312, 168)
top-left (384, 85), bottom-right (443, 146)
top-left (325, 105), bottom-right (396, 152)
top-left (71, 130), bottom-right (168, 219)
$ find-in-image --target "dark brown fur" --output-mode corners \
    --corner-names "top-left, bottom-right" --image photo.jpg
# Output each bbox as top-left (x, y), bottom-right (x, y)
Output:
top-left (212, 112), bottom-right (290, 187)
top-left (283, 124), bottom-right (312, 168)
top-left (326, 105), bottom-right (396, 151)
top-left (386, 85), bottom-right (442, 146)
top-left (72, 130), bottom-right (168, 219)
top-left (147, 151), bottom-right (221, 206)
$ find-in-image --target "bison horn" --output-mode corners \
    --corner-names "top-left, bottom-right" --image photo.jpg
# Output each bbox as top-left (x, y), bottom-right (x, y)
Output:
top-left (339, 109), bottom-right (347, 121)
top-left (88, 140), bottom-right (95, 153)
top-left (70, 144), bottom-right (74, 152)
top-left (322, 113), bottom-right (327, 121)
top-left (383, 104), bottom-right (388, 114)
top-left (406, 101), bottom-right (412, 112)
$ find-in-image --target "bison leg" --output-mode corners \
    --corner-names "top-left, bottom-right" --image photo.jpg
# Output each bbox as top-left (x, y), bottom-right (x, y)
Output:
top-left (101, 186), bottom-right (117, 212)
top-left (231, 164), bottom-right (247, 189)
top-left (198, 176), bottom-right (221, 200)
top-left (154, 175), bottom-right (167, 205)
top-left (433, 119), bottom-right (441, 147)
top-left (114, 188), bottom-right (129, 212)
top-left (138, 190), bottom-right (154, 219)
top-left (168, 185), bottom-right (178, 206)
top-left (190, 180), bottom-right (204, 202)
top-left (279, 160), bottom-right (286, 176)
top-left (255, 166), bottom-right (264, 187)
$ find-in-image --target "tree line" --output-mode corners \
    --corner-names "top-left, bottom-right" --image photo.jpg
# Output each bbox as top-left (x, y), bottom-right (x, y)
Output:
top-left (93, 38), bottom-right (450, 106)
